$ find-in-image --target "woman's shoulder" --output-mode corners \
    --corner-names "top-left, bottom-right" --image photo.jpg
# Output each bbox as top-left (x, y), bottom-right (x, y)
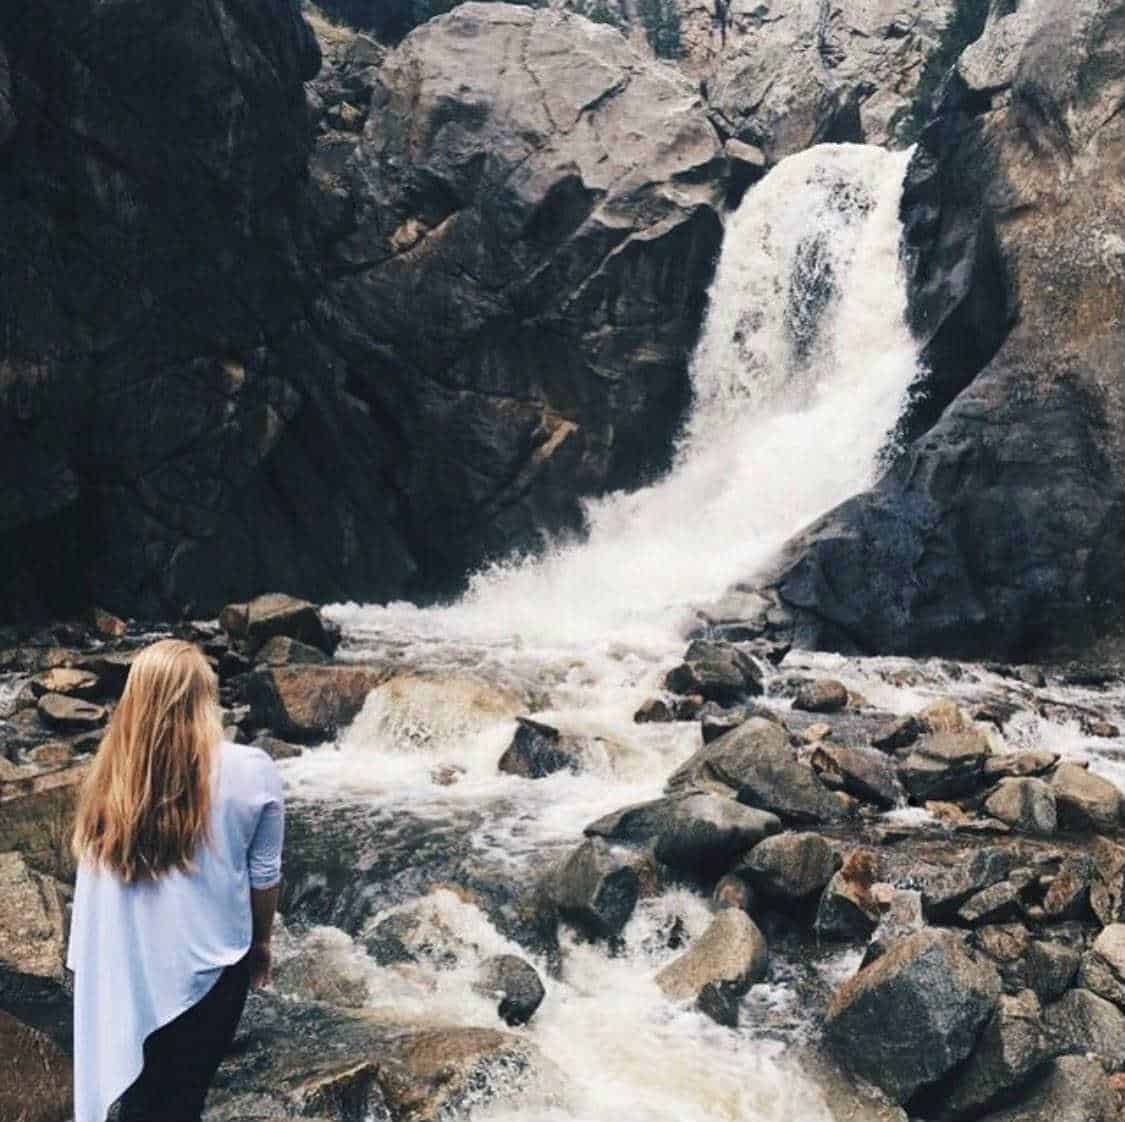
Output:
top-left (218, 741), bottom-right (282, 795)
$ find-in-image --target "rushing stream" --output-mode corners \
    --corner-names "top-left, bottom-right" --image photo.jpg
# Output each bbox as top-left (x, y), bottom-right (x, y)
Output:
top-left (270, 143), bottom-right (1125, 1120)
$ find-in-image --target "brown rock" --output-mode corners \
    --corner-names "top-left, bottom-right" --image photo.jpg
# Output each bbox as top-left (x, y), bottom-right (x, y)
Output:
top-left (984, 777), bottom-right (1057, 835)
top-left (793, 679), bottom-right (849, 714)
top-left (29, 667), bottom-right (100, 700)
top-left (871, 714), bottom-right (924, 752)
top-left (1051, 764), bottom-right (1122, 832)
top-left (246, 665), bottom-right (389, 742)
top-left (90, 606), bottom-right (127, 638)
top-left (0, 1011), bottom-right (72, 1122)
top-left (901, 732), bottom-right (990, 800)
top-left (0, 851), bottom-right (67, 980)
top-left (36, 692), bottom-right (106, 731)
top-left (634, 697), bottom-right (673, 723)
top-left (1092, 838), bottom-right (1125, 925)
top-left (655, 909), bottom-right (768, 1007)
top-left (255, 635), bottom-right (330, 667)
top-left (983, 751), bottom-right (1060, 781)
top-left (810, 743), bottom-right (905, 808)
top-left (920, 699), bottom-right (970, 734)
top-left (739, 831), bottom-right (840, 907)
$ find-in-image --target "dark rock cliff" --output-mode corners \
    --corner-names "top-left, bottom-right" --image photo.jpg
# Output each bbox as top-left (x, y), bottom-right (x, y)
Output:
top-left (0, 0), bottom-right (726, 620)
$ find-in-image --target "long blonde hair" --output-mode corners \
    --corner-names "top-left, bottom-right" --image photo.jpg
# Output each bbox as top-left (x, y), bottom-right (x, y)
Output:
top-left (73, 638), bottom-right (223, 882)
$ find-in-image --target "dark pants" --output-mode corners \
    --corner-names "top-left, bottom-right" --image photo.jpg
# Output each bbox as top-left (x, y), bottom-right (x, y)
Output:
top-left (117, 957), bottom-right (250, 1122)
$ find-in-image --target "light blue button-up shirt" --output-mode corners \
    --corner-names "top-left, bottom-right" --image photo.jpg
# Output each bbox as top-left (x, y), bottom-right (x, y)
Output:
top-left (67, 741), bottom-right (284, 1122)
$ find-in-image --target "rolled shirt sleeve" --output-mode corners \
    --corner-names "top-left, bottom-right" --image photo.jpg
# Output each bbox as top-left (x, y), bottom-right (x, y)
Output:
top-left (248, 755), bottom-right (285, 889)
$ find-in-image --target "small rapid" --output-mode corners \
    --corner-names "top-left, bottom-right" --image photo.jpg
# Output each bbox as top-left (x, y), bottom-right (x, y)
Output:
top-left (279, 143), bottom-right (928, 1120)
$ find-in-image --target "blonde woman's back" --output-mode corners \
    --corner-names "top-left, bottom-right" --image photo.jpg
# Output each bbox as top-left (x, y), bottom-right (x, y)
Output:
top-left (68, 740), bottom-right (284, 1122)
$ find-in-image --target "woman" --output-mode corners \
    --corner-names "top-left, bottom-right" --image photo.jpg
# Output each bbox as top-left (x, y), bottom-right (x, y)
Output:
top-left (67, 638), bottom-right (285, 1122)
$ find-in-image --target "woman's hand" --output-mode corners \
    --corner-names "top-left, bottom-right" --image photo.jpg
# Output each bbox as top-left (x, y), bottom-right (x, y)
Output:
top-left (247, 940), bottom-right (272, 989)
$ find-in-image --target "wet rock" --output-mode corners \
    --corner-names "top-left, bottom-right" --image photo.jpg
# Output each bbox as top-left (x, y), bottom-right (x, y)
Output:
top-left (207, 991), bottom-right (543, 1122)
top-left (975, 1056), bottom-right (1118, 1122)
top-left (959, 882), bottom-right (1023, 928)
top-left (245, 665), bottom-right (388, 742)
top-left (1026, 941), bottom-right (1081, 1005)
top-left (816, 867), bottom-right (881, 942)
top-left (900, 733), bottom-right (990, 801)
top-left (0, 1010), bottom-right (72, 1122)
top-left (585, 793), bottom-right (780, 880)
top-left (793, 679), bottom-right (849, 714)
top-left (665, 641), bottom-right (764, 706)
top-left (1043, 857), bottom-right (1095, 922)
top-left (36, 692), bottom-right (106, 732)
top-left (983, 751), bottom-right (1060, 781)
top-left (973, 699), bottom-right (1023, 731)
top-left (712, 874), bottom-right (754, 914)
top-left (700, 709), bottom-right (749, 744)
top-left (1091, 838), bottom-right (1125, 925)
top-left (474, 955), bottom-right (545, 1027)
top-left (1051, 765), bottom-right (1123, 832)
top-left (927, 989), bottom-right (1051, 1121)
top-left (667, 718), bottom-right (847, 826)
top-left (655, 908), bottom-right (767, 1023)
top-left (29, 667), bottom-right (100, 700)
top-left (1080, 925), bottom-right (1125, 1013)
top-left (809, 744), bottom-right (905, 809)
top-left (223, 594), bottom-right (336, 655)
top-left (0, 852), bottom-right (66, 980)
top-left (737, 832), bottom-right (840, 910)
top-left (542, 839), bottom-right (639, 940)
top-left (798, 721), bottom-right (833, 745)
top-left (498, 718), bottom-right (580, 780)
top-left (255, 635), bottom-right (330, 667)
top-left (871, 715), bottom-right (924, 752)
top-left (272, 928), bottom-right (370, 1008)
top-left (1084, 718), bottom-right (1120, 739)
top-left (634, 697), bottom-right (673, 724)
top-left (984, 778), bottom-right (1057, 836)
top-left (254, 735), bottom-right (303, 761)
top-left (825, 928), bottom-right (1001, 1104)
top-left (1045, 989), bottom-right (1125, 1072)
top-left (863, 890), bottom-right (926, 968)
top-left (910, 849), bottom-right (1016, 922)
top-left (920, 699), bottom-right (971, 735)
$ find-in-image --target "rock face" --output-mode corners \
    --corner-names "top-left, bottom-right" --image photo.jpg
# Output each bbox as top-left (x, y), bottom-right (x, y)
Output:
top-left (0, 0), bottom-right (725, 621)
top-left (824, 928), bottom-right (1001, 1104)
top-left (0, 852), bottom-right (66, 981)
top-left (760, 0), bottom-right (1125, 659)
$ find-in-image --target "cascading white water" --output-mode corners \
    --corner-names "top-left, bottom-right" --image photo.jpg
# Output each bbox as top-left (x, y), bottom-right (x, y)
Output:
top-left (284, 143), bottom-right (926, 1121)
top-left (332, 143), bottom-right (919, 656)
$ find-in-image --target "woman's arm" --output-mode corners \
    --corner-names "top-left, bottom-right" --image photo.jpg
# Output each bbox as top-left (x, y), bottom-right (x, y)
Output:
top-left (247, 884), bottom-right (279, 987)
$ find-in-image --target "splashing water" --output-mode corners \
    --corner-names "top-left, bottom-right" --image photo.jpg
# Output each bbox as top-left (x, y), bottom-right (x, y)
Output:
top-left (286, 143), bottom-right (928, 1121)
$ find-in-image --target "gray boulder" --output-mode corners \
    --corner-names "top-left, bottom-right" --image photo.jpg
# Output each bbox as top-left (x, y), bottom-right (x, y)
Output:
top-left (1080, 924), bottom-right (1125, 1012)
top-left (585, 792), bottom-right (780, 879)
top-left (666, 718), bottom-right (848, 825)
top-left (1044, 989), bottom-right (1125, 1072)
top-left (824, 928), bottom-right (1001, 1104)
top-left (664, 641), bottom-right (764, 705)
top-left (541, 838), bottom-right (639, 940)
top-left (737, 832), bottom-right (840, 909)
top-left (474, 955), bottom-right (546, 1027)
top-left (928, 990), bottom-right (1051, 1121)
top-left (498, 718), bottom-right (580, 779)
top-left (984, 778), bottom-right (1057, 835)
top-left (1091, 838), bottom-right (1125, 925)
top-left (655, 909), bottom-right (768, 1025)
top-left (1025, 940), bottom-right (1082, 1005)
top-left (809, 744), bottom-right (905, 809)
top-left (816, 869), bottom-right (880, 942)
top-left (900, 733), bottom-right (990, 801)
top-left (975, 1056), bottom-right (1118, 1122)
top-left (1051, 764), bottom-right (1122, 832)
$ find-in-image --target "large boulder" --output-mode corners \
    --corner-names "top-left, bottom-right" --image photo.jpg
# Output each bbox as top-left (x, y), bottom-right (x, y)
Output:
top-left (0, 852), bottom-right (66, 981)
top-left (756, 0), bottom-right (1125, 660)
top-left (824, 928), bottom-right (1001, 1104)
top-left (1080, 925), bottom-right (1125, 1012)
top-left (245, 665), bottom-right (389, 741)
top-left (498, 718), bottom-right (580, 780)
top-left (1050, 764), bottom-right (1122, 832)
top-left (926, 989), bottom-right (1051, 1121)
top-left (665, 640), bottom-right (764, 706)
top-left (540, 838), bottom-right (639, 940)
top-left (900, 733), bottom-right (990, 801)
top-left (655, 908), bottom-right (767, 1025)
top-left (473, 955), bottom-right (546, 1027)
top-left (1044, 989), bottom-right (1125, 1073)
top-left (666, 718), bottom-right (848, 825)
top-left (0, 1010), bottom-right (72, 1122)
top-left (737, 831), bottom-right (840, 909)
top-left (984, 777), bottom-right (1057, 836)
top-left (223, 593), bottom-right (337, 654)
top-left (975, 1056), bottom-right (1119, 1122)
top-left (585, 792), bottom-right (780, 879)
top-left (809, 744), bottom-right (905, 809)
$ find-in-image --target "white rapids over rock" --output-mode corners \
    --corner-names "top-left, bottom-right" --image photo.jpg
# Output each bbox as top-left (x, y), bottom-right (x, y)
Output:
top-left (274, 143), bottom-right (1124, 1121)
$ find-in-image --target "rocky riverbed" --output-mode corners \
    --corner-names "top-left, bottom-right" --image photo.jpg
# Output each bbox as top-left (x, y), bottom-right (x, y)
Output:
top-left (4, 594), bottom-right (1125, 1121)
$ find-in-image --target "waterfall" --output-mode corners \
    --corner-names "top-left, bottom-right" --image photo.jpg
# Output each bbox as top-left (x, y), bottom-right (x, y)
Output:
top-left (287, 142), bottom-right (923, 1122)
top-left (332, 142), bottom-right (919, 655)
